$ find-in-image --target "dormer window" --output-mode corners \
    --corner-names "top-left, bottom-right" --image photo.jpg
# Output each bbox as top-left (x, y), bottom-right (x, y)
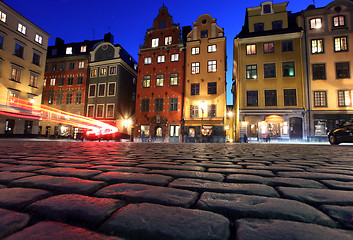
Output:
top-left (333, 15), bottom-right (345, 27)
top-left (310, 18), bottom-right (322, 29)
top-left (80, 45), bottom-right (87, 52)
top-left (261, 2), bottom-right (273, 15)
top-left (66, 47), bottom-right (73, 55)
top-left (152, 38), bottom-right (159, 48)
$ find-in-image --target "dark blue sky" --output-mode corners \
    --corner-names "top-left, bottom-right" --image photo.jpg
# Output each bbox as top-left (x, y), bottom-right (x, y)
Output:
top-left (9, 0), bottom-right (332, 104)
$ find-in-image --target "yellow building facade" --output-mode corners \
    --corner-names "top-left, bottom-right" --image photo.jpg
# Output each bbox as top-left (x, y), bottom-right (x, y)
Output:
top-left (234, 1), bottom-right (306, 142)
top-left (184, 14), bottom-right (227, 143)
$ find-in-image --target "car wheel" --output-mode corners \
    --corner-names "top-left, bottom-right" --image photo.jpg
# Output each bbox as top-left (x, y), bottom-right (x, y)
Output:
top-left (329, 134), bottom-right (338, 145)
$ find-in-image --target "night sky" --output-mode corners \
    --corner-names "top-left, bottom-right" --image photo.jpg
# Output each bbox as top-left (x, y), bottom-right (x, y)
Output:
top-left (9, 0), bottom-right (332, 104)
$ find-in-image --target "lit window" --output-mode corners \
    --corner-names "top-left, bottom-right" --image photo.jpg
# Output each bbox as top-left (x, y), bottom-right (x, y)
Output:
top-left (66, 47), bottom-right (73, 55)
top-left (156, 74), bottom-right (164, 87)
top-left (165, 36), bottom-right (172, 45)
top-left (50, 78), bottom-right (56, 86)
top-left (310, 18), bottom-right (322, 29)
top-left (246, 65), bottom-right (257, 79)
top-left (35, 34), bottom-right (43, 44)
top-left (171, 54), bottom-right (179, 62)
top-left (90, 68), bottom-right (97, 78)
top-left (282, 62), bottom-right (295, 77)
top-left (334, 37), bottom-right (348, 52)
top-left (144, 57), bottom-right (152, 64)
top-left (263, 42), bottom-right (275, 54)
top-left (152, 38), bottom-right (159, 48)
top-left (170, 73), bottom-right (178, 85)
top-left (246, 44), bottom-right (256, 55)
top-left (43, 79), bottom-right (47, 87)
top-left (11, 67), bottom-right (22, 82)
top-left (338, 90), bottom-right (351, 107)
top-left (0, 11), bottom-right (6, 23)
top-left (333, 15), bottom-right (345, 27)
top-left (208, 60), bottom-right (217, 72)
top-left (314, 91), bottom-right (327, 107)
top-left (191, 47), bottom-right (200, 55)
top-left (143, 76), bottom-right (151, 88)
top-left (17, 23), bottom-right (26, 34)
top-left (208, 45), bottom-right (217, 53)
top-left (191, 62), bottom-right (200, 74)
top-left (98, 83), bottom-right (106, 97)
top-left (100, 67), bottom-right (107, 76)
top-left (311, 39), bottom-right (324, 53)
top-left (78, 61), bottom-right (85, 69)
top-left (109, 66), bottom-right (117, 75)
top-left (80, 45), bottom-right (87, 52)
top-left (29, 74), bottom-right (39, 87)
top-left (157, 55), bottom-right (165, 63)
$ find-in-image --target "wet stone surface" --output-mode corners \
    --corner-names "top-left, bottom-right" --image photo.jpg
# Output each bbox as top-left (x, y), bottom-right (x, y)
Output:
top-left (1, 140), bottom-right (353, 239)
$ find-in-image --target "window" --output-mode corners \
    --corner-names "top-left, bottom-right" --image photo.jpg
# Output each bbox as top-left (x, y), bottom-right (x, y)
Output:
top-left (50, 78), bottom-right (56, 86)
top-left (77, 77), bottom-right (83, 85)
top-left (69, 62), bottom-right (75, 70)
top-left (263, 42), bottom-right (275, 54)
top-left (100, 67), bottom-right (107, 76)
top-left (247, 91), bottom-right (258, 106)
top-left (17, 23), bottom-right (26, 34)
top-left (48, 93), bottom-right (54, 105)
top-left (80, 45), bottom-right (87, 52)
top-left (336, 62), bottom-right (350, 79)
top-left (169, 98), bottom-right (178, 111)
top-left (152, 38), bottom-right (159, 47)
top-left (170, 125), bottom-right (180, 137)
top-left (87, 105), bottom-right (95, 118)
top-left (29, 74), bottom-right (39, 87)
top-left (191, 62), bottom-right (200, 74)
top-left (59, 63), bottom-right (65, 71)
top-left (159, 20), bottom-right (166, 29)
top-left (51, 64), bottom-right (57, 71)
top-left (157, 55), bottom-right (165, 63)
top-left (106, 104), bottom-right (114, 118)
top-left (264, 63), bottom-right (276, 78)
top-left (56, 93), bottom-right (63, 105)
top-left (282, 40), bottom-right (294, 52)
top-left (66, 47), bottom-right (73, 55)
top-left (171, 54), bottom-right (179, 62)
top-left (311, 39), bottom-right (324, 54)
top-left (156, 74), bottom-right (164, 86)
top-left (43, 79), bottom-right (47, 87)
top-left (284, 89), bottom-right (297, 106)
top-left (263, 4), bottom-right (271, 14)
top-left (170, 73), bottom-right (178, 85)
top-left (191, 83), bottom-right (200, 96)
top-left (208, 82), bottom-right (217, 95)
top-left (282, 62), bottom-right (295, 77)
top-left (333, 15), bottom-right (345, 27)
top-left (314, 91), bottom-right (327, 107)
top-left (312, 64), bottom-right (326, 80)
top-left (75, 92), bottom-right (82, 104)
top-left (334, 37), bottom-right (348, 52)
top-left (310, 18), bottom-right (322, 29)
top-left (58, 78), bottom-right (64, 86)
top-left (165, 36), bottom-right (172, 45)
top-left (190, 105), bottom-right (199, 118)
top-left (109, 66), bottom-right (117, 75)
top-left (96, 104), bottom-right (104, 118)
top-left (201, 30), bottom-right (208, 38)
top-left (78, 61), bottom-right (84, 69)
top-left (246, 65), bottom-right (257, 79)
top-left (254, 23), bottom-right (264, 32)
top-left (67, 77), bottom-right (73, 85)
top-left (141, 125), bottom-right (150, 137)
top-left (144, 57), bottom-right (152, 64)
top-left (35, 34), bottom-right (43, 44)
top-left (141, 99), bottom-right (149, 112)
top-left (246, 44), bottom-right (256, 55)
top-left (155, 98), bottom-right (163, 112)
top-left (208, 44), bottom-right (217, 53)
top-left (265, 90), bottom-right (277, 106)
top-left (51, 49), bottom-right (57, 56)
top-left (208, 60), bottom-right (217, 72)
top-left (11, 67), bottom-right (22, 82)
top-left (14, 44), bottom-right (24, 58)
top-left (65, 93), bottom-right (73, 104)
top-left (90, 69), bottom-right (97, 78)
top-left (88, 84), bottom-right (96, 97)
top-left (338, 90), bottom-right (351, 107)
top-left (0, 11), bottom-right (6, 23)
top-left (108, 82), bottom-right (116, 96)
top-left (192, 47), bottom-right (200, 55)
top-left (207, 105), bottom-right (216, 117)
top-left (98, 83), bottom-right (106, 97)
top-left (143, 76), bottom-right (151, 88)
top-left (0, 35), bottom-right (3, 49)
top-left (272, 21), bottom-right (282, 30)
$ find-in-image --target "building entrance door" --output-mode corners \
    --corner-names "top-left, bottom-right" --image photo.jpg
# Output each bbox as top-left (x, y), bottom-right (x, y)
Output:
top-left (289, 117), bottom-right (302, 140)
top-left (155, 126), bottom-right (163, 142)
top-left (24, 120), bottom-right (33, 135)
top-left (5, 119), bottom-right (15, 135)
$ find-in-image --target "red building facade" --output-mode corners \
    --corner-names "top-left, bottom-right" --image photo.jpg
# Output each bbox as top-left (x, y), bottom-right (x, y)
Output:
top-left (134, 5), bottom-right (185, 142)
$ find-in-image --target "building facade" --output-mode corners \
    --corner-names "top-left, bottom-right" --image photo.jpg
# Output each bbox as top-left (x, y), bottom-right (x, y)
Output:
top-left (234, 1), bottom-right (306, 142)
top-left (184, 14), bottom-right (227, 143)
top-left (87, 34), bottom-right (137, 139)
top-left (303, 0), bottom-right (353, 141)
top-left (40, 37), bottom-right (102, 138)
top-left (0, 1), bottom-right (50, 137)
top-left (134, 5), bottom-right (185, 142)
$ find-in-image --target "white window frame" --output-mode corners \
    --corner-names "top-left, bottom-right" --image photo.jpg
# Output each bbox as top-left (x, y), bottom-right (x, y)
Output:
top-left (191, 62), bottom-right (200, 74)
top-left (246, 44), bottom-right (257, 55)
top-left (50, 78), bottom-right (56, 86)
top-left (191, 47), bottom-right (200, 55)
top-left (17, 23), bottom-right (26, 35)
top-left (78, 61), bottom-right (85, 69)
top-left (88, 84), bottom-right (96, 98)
top-left (96, 104), bottom-right (104, 118)
top-left (157, 55), bottom-right (165, 63)
top-left (0, 11), bottom-right (6, 23)
top-left (208, 44), bottom-right (217, 53)
top-left (165, 36), bottom-right (172, 45)
top-left (106, 104), bottom-right (115, 118)
top-left (100, 67), bottom-right (107, 76)
top-left (208, 60), bottom-right (217, 73)
top-left (98, 83), bottom-right (106, 97)
top-left (152, 38), bottom-right (159, 48)
top-left (35, 34), bottom-right (43, 45)
top-left (171, 54), bottom-right (179, 62)
top-left (144, 57), bottom-right (152, 64)
top-left (107, 82), bottom-right (116, 96)
top-left (66, 47), bottom-right (73, 55)
top-left (87, 104), bottom-right (95, 118)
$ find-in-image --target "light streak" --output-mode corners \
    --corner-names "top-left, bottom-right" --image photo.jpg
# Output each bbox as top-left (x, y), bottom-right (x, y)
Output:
top-left (0, 97), bottom-right (118, 136)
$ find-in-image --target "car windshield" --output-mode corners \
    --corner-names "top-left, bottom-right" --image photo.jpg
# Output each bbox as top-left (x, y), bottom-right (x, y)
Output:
top-left (341, 119), bottom-right (353, 127)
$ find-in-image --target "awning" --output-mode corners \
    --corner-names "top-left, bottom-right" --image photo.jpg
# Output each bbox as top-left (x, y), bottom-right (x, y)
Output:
top-left (265, 115), bottom-right (284, 123)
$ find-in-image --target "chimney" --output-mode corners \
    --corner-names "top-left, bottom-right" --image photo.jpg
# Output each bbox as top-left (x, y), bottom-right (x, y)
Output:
top-left (55, 37), bottom-right (64, 46)
top-left (104, 32), bottom-right (114, 44)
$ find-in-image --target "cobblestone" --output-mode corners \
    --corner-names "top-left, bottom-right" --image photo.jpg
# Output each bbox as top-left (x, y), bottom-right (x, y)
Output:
top-left (1, 141), bottom-right (353, 239)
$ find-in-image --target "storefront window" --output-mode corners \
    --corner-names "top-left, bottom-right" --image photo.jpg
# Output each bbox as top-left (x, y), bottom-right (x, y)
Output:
top-left (268, 123), bottom-right (280, 136)
top-left (141, 125), bottom-right (150, 137)
top-left (283, 122), bottom-right (289, 135)
top-left (189, 128), bottom-right (195, 137)
top-left (202, 126), bottom-right (213, 136)
top-left (314, 120), bottom-right (327, 136)
top-left (249, 124), bottom-right (257, 137)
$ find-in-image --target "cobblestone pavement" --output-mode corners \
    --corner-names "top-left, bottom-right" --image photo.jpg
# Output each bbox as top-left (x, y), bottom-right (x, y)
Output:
top-left (1, 140), bottom-right (353, 239)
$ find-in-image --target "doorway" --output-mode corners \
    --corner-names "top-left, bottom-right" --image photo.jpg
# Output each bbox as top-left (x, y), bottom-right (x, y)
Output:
top-left (289, 117), bottom-right (303, 140)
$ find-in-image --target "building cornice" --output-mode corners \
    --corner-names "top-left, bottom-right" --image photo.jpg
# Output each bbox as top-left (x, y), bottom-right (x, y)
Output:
top-left (236, 32), bottom-right (302, 44)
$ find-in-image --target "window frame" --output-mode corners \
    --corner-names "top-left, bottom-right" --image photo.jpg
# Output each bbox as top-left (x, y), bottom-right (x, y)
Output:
top-left (11, 66), bottom-right (22, 82)
top-left (311, 39), bottom-right (324, 54)
top-left (208, 60), bottom-right (217, 73)
top-left (265, 90), bottom-right (277, 106)
top-left (157, 55), bottom-right (165, 63)
top-left (191, 83), bottom-right (200, 96)
top-left (171, 53), bottom-right (179, 62)
top-left (87, 104), bottom-right (95, 118)
top-left (154, 98), bottom-right (164, 112)
top-left (144, 57), bottom-right (152, 65)
top-left (247, 91), bottom-right (258, 107)
top-left (263, 42), bottom-right (275, 54)
top-left (208, 44), bottom-right (217, 53)
top-left (67, 77), bottom-right (74, 86)
top-left (75, 92), bottom-right (82, 104)
top-left (165, 36), bottom-right (172, 45)
top-left (98, 83), bottom-right (106, 97)
top-left (156, 74), bottom-right (164, 87)
top-left (141, 99), bottom-right (150, 112)
top-left (169, 98), bottom-right (178, 111)
top-left (99, 67), bottom-right (107, 76)
top-left (207, 104), bottom-right (216, 117)
top-left (35, 34), bottom-right (43, 45)
top-left (282, 61), bottom-right (295, 77)
top-left (309, 18), bottom-right (322, 29)
top-left (313, 91), bottom-right (327, 107)
top-left (90, 68), bottom-right (97, 78)
top-left (14, 43), bottom-right (25, 58)
top-left (107, 82), bottom-right (116, 96)
top-left (191, 62), bottom-right (200, 74)
top-left (246, 64), bottom-right (257, 79)
top-left (17, 23), bottom-right (27, 35)
top-left (88, 84), bottom-right (96, 98)
top-left (106, 104), bottom-right (115, 118)
top-left (152, 38), bottom-right (159, 48)
top-left (335, 62), bottom-right (350, 79)
top-left (246, 44), bottom-right (257, 55)
top-left (143, 75), bottom-right (151, 88)
top-left (312, 63), bottom-right (326, 80)
top-left (282, 40), bottom-right (294, 52)
top-left (284, 89), bottom-right (297, 106)
top-left (264, 63), bottom-right (276, 78)
top-left (65, 92), bottom-right (73, 105)
top-left (207, 82), bottom-right (217, 95)
top-left (334, 36), bottom-right (348, 52)
top-left (333, 15), bottom-right (346, 28)
top-left (170, 73), bottom-right (178, 86)
top-left (96, 104), bottom-right (104, 118)
top-left (191, 47), bottom-right (200, 55)
top-left (29, 73), bottom-right (39, 88)
top-left (338, 90), bottom-right (352, 107)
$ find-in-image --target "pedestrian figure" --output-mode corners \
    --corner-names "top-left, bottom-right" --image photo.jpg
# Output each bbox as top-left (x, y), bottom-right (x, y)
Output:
top-left (244, 134), bottom-right (248, 143)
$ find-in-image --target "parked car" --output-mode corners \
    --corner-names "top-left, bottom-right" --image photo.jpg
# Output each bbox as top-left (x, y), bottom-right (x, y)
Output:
top-left (328, 119), bottom-right (353, 145)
